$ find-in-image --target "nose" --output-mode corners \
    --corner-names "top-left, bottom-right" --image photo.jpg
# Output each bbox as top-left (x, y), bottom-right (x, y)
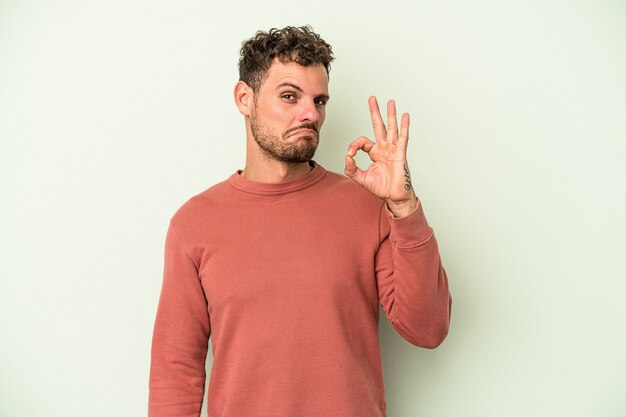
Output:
top-left (299, 99), bottom-right (321, 124)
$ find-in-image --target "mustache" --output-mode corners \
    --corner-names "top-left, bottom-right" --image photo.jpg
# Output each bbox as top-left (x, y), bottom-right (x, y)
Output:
top-left (284, 124), bottom-right (319, 137)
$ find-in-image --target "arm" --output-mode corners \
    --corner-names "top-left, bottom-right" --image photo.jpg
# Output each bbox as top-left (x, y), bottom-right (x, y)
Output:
top-left (149, 220), bottom-right (211, 416)
top-left (344, 96), bottom-right (451, 348)
top-left (375, 200), bottom-right (452, 348)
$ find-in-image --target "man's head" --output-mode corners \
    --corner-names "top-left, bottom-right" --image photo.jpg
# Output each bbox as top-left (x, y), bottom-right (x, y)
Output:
top-left (234, 26), bottom-right (334, 164)
top-left (238, 26), bottom-right (334, 96)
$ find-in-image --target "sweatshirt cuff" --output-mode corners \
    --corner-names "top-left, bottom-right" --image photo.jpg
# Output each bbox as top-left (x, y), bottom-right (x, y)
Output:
top-left (383, 199), bottom-right (434, 247)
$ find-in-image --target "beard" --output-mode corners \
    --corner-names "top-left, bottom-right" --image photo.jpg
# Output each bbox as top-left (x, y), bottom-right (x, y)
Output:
top-left (250, 108), bottom-right (319, 164)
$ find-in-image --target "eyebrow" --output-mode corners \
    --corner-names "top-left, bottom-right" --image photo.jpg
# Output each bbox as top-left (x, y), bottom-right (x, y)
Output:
top-left (276, 82), bottom-right (330, 101)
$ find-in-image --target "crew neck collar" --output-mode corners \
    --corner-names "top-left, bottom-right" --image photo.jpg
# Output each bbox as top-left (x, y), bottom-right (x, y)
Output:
top-left (228, 160), bottom-right (327, 196)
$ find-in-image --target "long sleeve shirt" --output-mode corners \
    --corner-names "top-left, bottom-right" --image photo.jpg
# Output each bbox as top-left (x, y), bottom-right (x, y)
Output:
top-left (148, 160), bottom-right (452, 417)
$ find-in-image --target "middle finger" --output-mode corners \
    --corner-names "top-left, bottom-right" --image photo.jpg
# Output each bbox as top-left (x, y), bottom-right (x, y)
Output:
top-left (368, 96), bottom-right (387, 142)
top-left (387, 100), bottom-right (398, 145)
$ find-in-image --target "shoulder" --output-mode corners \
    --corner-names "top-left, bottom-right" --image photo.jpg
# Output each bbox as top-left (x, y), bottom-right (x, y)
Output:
top-left (316, 168), bottom-right (385, 213)
top-left (320, 168), bottom-right (383, 201)
top-left (169, 177), bottom-right (232, 229)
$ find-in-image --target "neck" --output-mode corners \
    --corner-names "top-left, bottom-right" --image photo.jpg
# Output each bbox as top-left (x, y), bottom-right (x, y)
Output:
top-left (241, 159), bottom-right (314, 183)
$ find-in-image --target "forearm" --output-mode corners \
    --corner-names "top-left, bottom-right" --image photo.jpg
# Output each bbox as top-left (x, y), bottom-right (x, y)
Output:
top-left (149, 221), bottom-right (211, 416)
top-left (376, 200), bottom-right (452, 348)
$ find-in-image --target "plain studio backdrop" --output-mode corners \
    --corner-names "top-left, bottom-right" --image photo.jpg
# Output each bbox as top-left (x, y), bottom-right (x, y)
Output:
top-left (1, 1), bottom-right (624, 416)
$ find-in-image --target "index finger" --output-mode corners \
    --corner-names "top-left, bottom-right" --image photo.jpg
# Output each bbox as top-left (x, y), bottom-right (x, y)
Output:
top-left (368, 96), bottom-right (387, 142)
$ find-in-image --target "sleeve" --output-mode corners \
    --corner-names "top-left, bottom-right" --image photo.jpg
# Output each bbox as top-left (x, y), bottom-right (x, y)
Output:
top-left (375, 199), bottom-right (452, 349)
top-left (148, 220), bottom-right (211, 417)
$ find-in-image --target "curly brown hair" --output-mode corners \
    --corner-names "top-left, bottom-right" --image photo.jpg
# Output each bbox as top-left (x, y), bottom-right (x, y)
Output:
top-left (238, 25), bottom-right (335, 93)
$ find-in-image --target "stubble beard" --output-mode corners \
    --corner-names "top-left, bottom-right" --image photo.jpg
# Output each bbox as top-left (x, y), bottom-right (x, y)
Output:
top-left (249, 107), bottom-right (319, 164)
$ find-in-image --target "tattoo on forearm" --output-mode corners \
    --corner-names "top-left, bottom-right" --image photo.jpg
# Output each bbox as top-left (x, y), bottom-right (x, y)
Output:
top-left (403, 163), bottom-right (412, 191)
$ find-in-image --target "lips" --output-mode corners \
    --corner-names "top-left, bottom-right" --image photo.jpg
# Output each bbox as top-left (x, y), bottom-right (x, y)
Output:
top-left (290, 128), bottom-right (318, 137)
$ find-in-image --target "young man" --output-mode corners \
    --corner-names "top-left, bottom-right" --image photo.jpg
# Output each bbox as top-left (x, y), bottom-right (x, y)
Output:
top-left (149, 26), bottom-right (452, 417)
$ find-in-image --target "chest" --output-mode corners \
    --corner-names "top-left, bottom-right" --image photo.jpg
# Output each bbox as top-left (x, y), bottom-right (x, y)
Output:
top-left (196, 201), bottom-right (380, 318)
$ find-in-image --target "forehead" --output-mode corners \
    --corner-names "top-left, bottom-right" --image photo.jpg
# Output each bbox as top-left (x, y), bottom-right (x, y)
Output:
top-left (261, 60), bottom-right (329, 93)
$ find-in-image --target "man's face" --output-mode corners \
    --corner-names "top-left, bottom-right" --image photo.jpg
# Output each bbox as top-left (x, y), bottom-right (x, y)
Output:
top-left (249, 60), bottom-right (330, 163)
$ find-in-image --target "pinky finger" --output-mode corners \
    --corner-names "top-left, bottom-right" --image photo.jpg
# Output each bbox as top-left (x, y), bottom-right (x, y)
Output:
top-left (398, 113), bottom-right (410, 148)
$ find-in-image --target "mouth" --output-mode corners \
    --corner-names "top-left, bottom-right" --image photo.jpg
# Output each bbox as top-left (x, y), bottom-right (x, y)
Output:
top-left (289, 128), bottom-right (318, 138)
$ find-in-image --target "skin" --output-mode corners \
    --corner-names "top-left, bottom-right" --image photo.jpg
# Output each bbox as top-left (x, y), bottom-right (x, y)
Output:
top-left (233, 60), bottom-right (329, 183)
top-left (233, 59), bottom-right (418, 218)
top-left (345, 96), bottom-right (418, 218)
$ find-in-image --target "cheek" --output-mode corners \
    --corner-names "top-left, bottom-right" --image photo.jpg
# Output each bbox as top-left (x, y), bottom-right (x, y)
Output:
top-left (260, 109), bottom-right (285, 129)
top-left (318, 110), bottom-right (327, 125)
top-left (270, 104), bottom-right (295, 124)
top-left (258, 98), bottom-right (285, 119)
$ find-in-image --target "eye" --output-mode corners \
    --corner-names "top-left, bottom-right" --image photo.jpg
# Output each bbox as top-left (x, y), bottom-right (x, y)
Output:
top-left (281, 93), bottom-right (296, 101)
top-left (315, 99), bottom-right (328, 106)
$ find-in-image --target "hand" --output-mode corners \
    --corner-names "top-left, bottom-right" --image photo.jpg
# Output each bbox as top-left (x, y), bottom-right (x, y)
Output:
top-left (345, 96), bottom-right (417, 216)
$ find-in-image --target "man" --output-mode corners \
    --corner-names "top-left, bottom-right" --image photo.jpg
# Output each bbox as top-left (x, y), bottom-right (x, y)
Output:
top-left (149, 26), bottom-right (452, 417)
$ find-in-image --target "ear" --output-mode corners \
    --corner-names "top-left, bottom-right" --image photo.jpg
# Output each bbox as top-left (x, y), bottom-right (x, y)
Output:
top-left (234, 81), bottom-right (254, 117)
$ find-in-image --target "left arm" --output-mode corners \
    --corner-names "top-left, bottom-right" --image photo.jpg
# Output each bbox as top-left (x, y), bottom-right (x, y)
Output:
top-left (344, 96), bottom-right (452, 348)
top-left (375, 198), bottom-right (452, 348)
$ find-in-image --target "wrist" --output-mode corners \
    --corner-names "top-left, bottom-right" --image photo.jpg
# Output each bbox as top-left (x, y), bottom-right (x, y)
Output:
top-left (385, 196), bottom-right (418, 219)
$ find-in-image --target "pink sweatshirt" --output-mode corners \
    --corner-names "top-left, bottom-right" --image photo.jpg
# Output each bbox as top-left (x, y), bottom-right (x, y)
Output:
top-left (148, 161), bottom-right (451, 417)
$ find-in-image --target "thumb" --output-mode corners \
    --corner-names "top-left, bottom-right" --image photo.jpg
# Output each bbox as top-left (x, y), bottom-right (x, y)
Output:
top-left (344, 155), bottom-right (366, 185)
